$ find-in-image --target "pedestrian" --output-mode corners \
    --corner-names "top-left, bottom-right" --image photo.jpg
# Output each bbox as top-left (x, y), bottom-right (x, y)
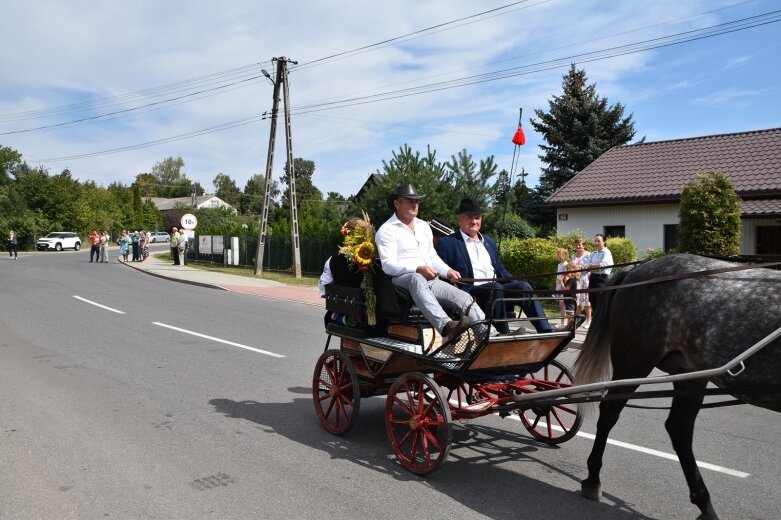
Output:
top-left (118, 230), bottom-right (129, 262)
top-left (89, 230), bottom-right (100, 262)
top-left (99, 230), bottom-right (109, 263)
top-left (171, 227), bottom-right (180, 265)
top-left (571, 237), bottom-right (592, 329)
top-left (140, 231), bottom-right (149, 261)
top-left (177, 231), bottom-right (187, 266)
top-left (588, 233), bottom-right (614, 314)
top-left (131, 231), bottom-right (140, 262)
top-left (7, 229), bottom-right (18, 259)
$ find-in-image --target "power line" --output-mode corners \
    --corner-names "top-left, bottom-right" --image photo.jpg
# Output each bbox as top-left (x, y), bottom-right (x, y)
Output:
top-left (30, 9), bottom-right (781, 163)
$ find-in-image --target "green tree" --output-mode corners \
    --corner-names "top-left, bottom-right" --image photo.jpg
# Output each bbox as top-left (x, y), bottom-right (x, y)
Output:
top-left (279, 158), bottom-right (322, 214)
top-left (0, 145), bottom-right (22, 187)
top-left (678, 171), bottom-right (741, 255)
top-left (443, 149), bottom-right (497, 208)
top-left (213, 173), bottom-right (241, 208)
top-left (350, 144), bottom-right (450, 224)
top-left (529, 64), bottom-right (637, 225)
top-left (242, 174), bottom-right (279, 215)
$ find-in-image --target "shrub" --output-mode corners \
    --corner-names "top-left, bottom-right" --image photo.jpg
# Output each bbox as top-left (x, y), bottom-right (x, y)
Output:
top-left (606, 236), bottom-right (638, 265)
top-left (678, 171), bottom-right (741, 255)
top-left (548, 229), bottom-right (593, 257)
top-left (499, 237), bottom-right (559, 291)
top-left (484, 211), bottom-right (537, 240)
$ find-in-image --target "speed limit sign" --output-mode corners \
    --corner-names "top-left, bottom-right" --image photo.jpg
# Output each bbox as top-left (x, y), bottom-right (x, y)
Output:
top-left (180, 213), bottom-right (198, 230)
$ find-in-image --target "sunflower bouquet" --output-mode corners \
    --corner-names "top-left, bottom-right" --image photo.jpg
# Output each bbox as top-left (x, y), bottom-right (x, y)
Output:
top-left (338, 210), bottom-right (377, 325)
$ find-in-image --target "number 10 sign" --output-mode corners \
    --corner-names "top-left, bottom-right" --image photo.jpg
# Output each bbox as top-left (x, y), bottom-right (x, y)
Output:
top-left (181, 213), bottom-right (198, 230)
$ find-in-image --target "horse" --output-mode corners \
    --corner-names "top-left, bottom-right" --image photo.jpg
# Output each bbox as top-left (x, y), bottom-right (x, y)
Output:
top-left (573, 253), bottom-right (781, 520)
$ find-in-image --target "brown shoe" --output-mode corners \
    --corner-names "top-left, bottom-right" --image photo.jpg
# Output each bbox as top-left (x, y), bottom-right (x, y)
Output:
top-left (442, 316), bottom-right (472, 342)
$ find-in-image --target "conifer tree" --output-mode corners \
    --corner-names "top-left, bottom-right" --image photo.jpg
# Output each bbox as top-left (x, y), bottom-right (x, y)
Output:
top-left (530, 64), bottom-right (637, 204)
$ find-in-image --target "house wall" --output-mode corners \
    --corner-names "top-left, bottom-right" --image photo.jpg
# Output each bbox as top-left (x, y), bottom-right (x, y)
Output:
top-left (555, 204), bottom-right (777, 257)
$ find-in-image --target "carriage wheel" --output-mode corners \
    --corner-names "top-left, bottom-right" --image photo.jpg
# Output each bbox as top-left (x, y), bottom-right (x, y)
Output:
top-left (518, 360), bottom-right (582, 444)
top-left (385, 373), bottom-right (453, 474)
top-left (312, 350), bottom-right (360, 435)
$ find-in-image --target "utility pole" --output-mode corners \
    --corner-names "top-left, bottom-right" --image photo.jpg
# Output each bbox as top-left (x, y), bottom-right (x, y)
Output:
top-left (255, 57), bottom-right (301, 278)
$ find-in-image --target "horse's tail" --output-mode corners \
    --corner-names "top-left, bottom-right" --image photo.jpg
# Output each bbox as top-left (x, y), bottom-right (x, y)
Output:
top-left (573, 270), bottom-right (629, 386)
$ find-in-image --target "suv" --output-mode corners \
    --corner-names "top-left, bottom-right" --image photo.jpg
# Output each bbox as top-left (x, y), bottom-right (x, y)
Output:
top-left (149, 231), bottom-right (170, 243)
top-left (37, 232), bottom-right (82, 251)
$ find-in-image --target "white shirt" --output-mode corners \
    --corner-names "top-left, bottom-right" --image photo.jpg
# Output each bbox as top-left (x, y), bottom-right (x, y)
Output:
top-left (460, 230), bottom-right (494, 285)
top-left (589, 247), bottom-right (614, 275)
top-left (376, 213), bottom-right (451, 277)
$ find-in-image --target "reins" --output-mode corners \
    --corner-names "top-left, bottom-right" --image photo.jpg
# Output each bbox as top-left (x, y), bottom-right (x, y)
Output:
top-left (455, 259), bottom-right (781, 295)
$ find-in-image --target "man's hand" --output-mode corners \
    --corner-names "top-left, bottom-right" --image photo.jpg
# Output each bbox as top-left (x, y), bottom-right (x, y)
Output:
top-left (446, 269), bottom-right (461, 282)
top-left (416, 265), bottom-right (438, 280)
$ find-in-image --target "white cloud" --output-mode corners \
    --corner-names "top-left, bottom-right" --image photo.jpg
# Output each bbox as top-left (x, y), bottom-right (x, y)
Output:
top-left (1, 0), bottom-right (779, 198)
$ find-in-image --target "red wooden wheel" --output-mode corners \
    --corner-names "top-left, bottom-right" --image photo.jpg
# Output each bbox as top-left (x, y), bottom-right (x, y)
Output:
top-left (385, 372), bottom-right (453, 474)
top-left (518, 359), bottom-right (582, 444)
top-left (312, 350), bottom-right (360, 435)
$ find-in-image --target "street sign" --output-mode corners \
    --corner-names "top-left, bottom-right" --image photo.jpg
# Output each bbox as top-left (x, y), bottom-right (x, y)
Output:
top-left (181, 213), bottom-right (198, 230)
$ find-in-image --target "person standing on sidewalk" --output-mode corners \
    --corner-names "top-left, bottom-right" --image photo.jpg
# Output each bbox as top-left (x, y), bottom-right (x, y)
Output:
top-left (7, 229), bottom-right (18, 259)
top-left (171, 227), bottom-right (180, 265)
top-left (588, 234), bottom-right (613, 314)
top-left (177, 231), bottom-right (188, 266)
top-left (99, 231), bottom-right (110, 263)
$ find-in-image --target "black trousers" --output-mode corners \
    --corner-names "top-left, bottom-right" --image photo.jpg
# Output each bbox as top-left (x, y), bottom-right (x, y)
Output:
top-left (589, 273), bottom-right (610, 313)
top-left (467, 281), bottom-right (552, 333)
top-left (171, 246), bottom-right (179, 265)
top-left (90, 245), bottom-right (99, 262)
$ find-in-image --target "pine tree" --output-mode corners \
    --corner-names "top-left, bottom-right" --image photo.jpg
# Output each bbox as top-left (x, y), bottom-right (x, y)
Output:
top-left (530, 64), bottom-right (637, 202)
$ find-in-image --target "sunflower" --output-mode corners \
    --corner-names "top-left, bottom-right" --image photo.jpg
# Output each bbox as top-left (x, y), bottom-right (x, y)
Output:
top-left (354, 241), bottom-right (375, 267)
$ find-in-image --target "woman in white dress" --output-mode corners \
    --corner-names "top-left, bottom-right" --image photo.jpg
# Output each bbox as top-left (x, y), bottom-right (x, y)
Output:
top-left (570, 237), bottom-right (592, 329)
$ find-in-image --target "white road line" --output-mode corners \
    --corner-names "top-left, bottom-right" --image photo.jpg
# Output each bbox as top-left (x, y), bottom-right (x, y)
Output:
top-left (506, 415), bottom-right (750, 478)
top-left (153, 322), bottom-right (285, 358)
top-left (73, 295), bottom-right (126, 314)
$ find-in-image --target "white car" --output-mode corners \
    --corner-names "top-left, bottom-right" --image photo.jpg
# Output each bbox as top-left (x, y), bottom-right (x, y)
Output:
top-left (37, 232), bottom-right (82, 251)
top-left (149, 231), bottom-right (170, 243)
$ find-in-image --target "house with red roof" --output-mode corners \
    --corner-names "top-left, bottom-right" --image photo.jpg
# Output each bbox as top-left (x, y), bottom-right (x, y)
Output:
top-left (546, 127), bottom-right (781, 256)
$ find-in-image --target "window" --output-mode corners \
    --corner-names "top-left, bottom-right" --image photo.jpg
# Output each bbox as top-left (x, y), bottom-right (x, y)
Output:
top-left (603, 225), bottom-right (625, 238)
top-left (664, 224), bottom-right (679, 252)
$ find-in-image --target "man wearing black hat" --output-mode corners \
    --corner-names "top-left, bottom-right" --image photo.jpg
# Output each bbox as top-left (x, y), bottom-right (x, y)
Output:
top-left (435, 198), bottom-right (555, 334)
top-left (375, 185), bottom-right (490, 342)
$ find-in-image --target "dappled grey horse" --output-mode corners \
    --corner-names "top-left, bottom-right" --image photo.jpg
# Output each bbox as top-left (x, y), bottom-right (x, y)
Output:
top-left (573, 253), bottom-right (781, 520)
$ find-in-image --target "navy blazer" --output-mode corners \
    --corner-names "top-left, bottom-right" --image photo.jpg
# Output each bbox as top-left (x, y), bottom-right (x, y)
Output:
top-left (435, 231), bottom-right (511, 287)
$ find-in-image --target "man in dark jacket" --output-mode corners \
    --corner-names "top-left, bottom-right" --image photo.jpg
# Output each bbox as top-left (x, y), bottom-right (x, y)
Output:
top-left (435, 198), bottom-right (554, 334)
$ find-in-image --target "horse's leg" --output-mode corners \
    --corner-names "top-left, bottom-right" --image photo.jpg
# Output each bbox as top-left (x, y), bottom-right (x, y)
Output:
top-left (581, 385), bottom-right (638, 501)
top-left (665, 380), bottom-right (719, 520)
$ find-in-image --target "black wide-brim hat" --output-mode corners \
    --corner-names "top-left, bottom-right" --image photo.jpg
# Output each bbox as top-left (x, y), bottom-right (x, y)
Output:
top-left (456, 198), bottom-right (482, 215)
top-left (387, 184), bottom-right (426, 210)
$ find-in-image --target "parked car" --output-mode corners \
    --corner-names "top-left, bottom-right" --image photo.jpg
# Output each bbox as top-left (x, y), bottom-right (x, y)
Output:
top-left (149, 231), bottom-right (170, 243)
top-left (36, 232), bottom-right (81, 251)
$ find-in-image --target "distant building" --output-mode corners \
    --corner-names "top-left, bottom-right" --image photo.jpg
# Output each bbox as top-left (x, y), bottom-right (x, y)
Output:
top-left (147, 194), bottom-right (237, 214)
top-left (547, 127), bottom-right (781, 256)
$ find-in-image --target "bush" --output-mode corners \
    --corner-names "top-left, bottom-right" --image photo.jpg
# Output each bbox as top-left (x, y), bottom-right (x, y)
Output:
top-left (678, 171), bottom-right (741, 255)
top-left (499, 237), bottom-right (559, 291)
top-left (484, 211), bottom-right (537, 240)
top-left (606, 236), bottom-right (638, 265)
top-left (547, 229), bottom-right (593, 257)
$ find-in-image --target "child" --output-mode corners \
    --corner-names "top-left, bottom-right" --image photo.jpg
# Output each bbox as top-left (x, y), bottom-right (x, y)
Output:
top-left (555, 248), bottom-right (570, 315)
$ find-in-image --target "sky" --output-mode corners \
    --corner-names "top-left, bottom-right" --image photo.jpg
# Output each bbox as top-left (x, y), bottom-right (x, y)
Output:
top-left (1, 0), bottom-right (780, 200)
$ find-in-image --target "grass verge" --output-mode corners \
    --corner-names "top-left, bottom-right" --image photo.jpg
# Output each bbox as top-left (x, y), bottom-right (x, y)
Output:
top-left (152, 253), bottom-right (319, 288)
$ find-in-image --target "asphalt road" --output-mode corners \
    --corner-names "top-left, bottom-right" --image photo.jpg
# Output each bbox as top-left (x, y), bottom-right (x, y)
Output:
top-left (1, 250), bottom-right (779, 520)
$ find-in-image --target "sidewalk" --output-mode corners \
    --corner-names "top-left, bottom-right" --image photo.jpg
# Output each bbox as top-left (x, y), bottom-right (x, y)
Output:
top-left (121, 253), bottom-right (324, 307)
top-left (122, 253), bottom-right (587, 347)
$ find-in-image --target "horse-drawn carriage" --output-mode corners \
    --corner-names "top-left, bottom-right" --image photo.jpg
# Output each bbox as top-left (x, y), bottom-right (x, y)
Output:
top-left (313, 268), bottom-right (583, 474)
top-left (312, 254), bottom-right (781, 520)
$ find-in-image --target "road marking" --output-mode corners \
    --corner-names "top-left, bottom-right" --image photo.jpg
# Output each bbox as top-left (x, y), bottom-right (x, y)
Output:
top-left (73, 295), bottom-right (126, 314)
top-left (506, 415), bottom-right (749, 478)
top-left (153, 322), bottom-right (285, 358)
